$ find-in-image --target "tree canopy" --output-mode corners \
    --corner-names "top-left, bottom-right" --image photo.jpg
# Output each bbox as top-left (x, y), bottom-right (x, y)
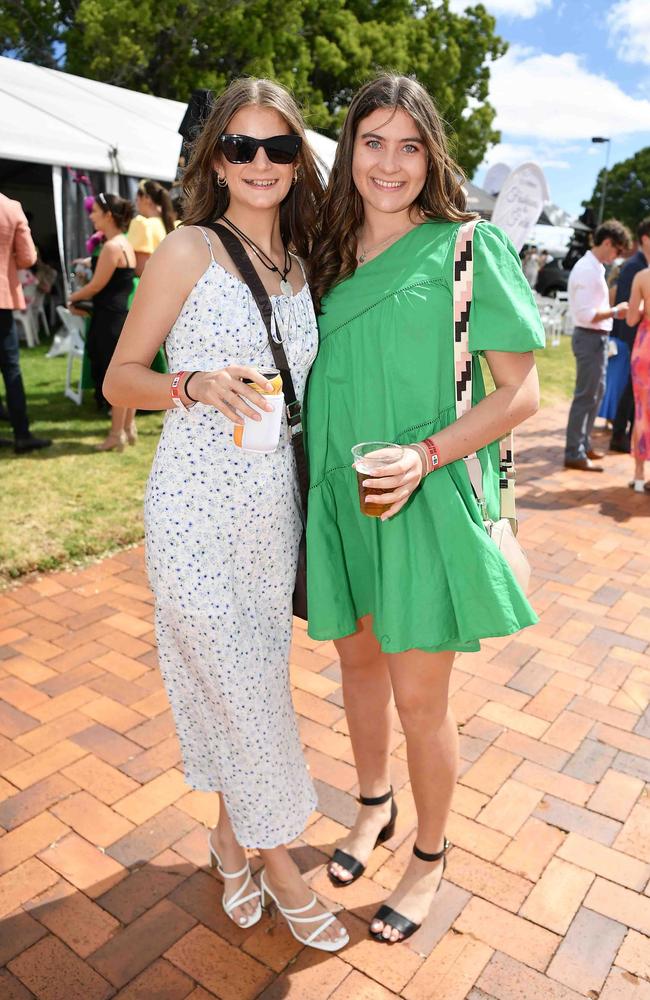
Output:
top-left (1, 0), bottom-right (506, 175)
top-left (588, 146), bottom-right (650, 230)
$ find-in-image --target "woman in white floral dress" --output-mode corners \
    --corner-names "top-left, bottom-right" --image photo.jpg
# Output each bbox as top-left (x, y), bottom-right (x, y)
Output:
top-left (105, 79), bottom-right (348, 951)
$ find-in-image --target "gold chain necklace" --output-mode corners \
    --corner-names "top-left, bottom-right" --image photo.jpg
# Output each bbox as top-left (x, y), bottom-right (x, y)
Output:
top-left (357, 225), bottom-right (414, 264)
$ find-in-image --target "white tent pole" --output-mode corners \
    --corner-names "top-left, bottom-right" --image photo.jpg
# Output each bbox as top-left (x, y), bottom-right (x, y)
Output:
top-left (51, 166), bottom-right (70, 299)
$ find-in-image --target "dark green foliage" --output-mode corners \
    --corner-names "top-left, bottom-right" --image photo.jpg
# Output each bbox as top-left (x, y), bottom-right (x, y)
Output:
top-left (588, 147), bottom-right (650, 230)
top-left (2, 0), bottom-right (506, 175)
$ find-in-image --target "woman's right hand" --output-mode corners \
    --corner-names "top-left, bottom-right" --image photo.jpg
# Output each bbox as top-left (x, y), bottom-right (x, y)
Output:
top-left (188, 367), bottom-right (275, 424)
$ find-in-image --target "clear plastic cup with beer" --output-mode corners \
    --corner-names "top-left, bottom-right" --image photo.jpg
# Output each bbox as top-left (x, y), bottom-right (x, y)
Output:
top-left (351, 442), bottom-right (404, 518)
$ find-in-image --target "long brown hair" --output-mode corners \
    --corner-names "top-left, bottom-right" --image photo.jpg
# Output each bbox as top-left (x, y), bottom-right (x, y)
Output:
top-left (182, 78), bottom-right (324, 259)
top-left (138, 179), bottom-right (177, 234)
top-left (310, 73), bottom-right (475, 311)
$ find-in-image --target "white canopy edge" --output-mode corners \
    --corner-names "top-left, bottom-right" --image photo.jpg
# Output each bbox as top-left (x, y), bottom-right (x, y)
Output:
top-left (0, 56), bottom-right (336, 180)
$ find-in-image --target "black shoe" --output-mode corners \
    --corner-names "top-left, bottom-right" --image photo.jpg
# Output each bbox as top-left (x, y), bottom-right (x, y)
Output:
top-left (14, 435), bottom-right (53, 454)
top-left (369, 838), bottom-right (450, 944)
top-left (328, 788), bottom-right (398, 886)
top-left (610, 435), bottom-right (631, 454)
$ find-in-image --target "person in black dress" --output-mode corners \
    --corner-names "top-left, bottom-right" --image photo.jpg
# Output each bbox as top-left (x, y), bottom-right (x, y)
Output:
top-left (68, 193), bottom-right (137, 451)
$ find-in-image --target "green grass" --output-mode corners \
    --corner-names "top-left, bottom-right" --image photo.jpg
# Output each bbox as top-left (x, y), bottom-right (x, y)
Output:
top-left (1, 343), bottom-right (163, 585)
top-left (534, 334), bottom-right (575, 406)
top-left (1, 334), bottom-right (575, 586)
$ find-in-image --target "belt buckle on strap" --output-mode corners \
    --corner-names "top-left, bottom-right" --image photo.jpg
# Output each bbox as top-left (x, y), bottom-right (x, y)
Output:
top-left (286, 399), bottom-right (302, 436)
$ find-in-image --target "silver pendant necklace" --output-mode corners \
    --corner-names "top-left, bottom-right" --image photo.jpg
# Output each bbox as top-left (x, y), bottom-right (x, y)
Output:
top-left (358, 224), bottom-right (414, 264)
top-left (223, 215), bottom-right (293, 295)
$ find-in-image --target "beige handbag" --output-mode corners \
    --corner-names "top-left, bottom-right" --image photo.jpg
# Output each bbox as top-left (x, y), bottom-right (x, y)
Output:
top-left (452, 220), bottom-right (531, 594)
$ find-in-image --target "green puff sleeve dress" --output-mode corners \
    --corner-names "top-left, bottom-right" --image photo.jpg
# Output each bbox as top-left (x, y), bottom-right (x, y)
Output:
top-left (305, 219), bottom-right (545, 654)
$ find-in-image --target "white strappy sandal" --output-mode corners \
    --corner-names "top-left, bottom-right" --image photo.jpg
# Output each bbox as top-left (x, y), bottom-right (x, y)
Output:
top-left (208, 836), bottom-right (262, 928)
top-left (259, 870), bottom-right (349, 952)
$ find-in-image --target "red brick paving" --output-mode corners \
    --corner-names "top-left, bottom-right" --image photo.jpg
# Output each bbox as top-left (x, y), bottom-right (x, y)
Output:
top-left (1, 404), bottom-right (650, 999)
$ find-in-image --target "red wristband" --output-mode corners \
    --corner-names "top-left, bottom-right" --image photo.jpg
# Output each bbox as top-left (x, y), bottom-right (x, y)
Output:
top-left (171, 371), bottom-right (187, 409)
top-left (422, 437), bottom-right (441, 471)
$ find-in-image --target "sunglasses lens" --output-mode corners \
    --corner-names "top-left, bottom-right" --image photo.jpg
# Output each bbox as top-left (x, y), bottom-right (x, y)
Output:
top-left (221, 136), bottom-right (257, 163)
top-left (265, 136), bottom-right (302, 164)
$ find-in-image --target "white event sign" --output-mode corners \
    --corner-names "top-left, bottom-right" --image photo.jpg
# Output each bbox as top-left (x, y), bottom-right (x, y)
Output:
top-left (490, 162), bottom-right (550, 252)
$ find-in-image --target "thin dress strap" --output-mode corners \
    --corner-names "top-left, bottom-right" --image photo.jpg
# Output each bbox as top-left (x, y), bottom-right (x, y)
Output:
top-left (289, 253), bottom-right (307, 280)
top-left (196, 226), bottom-right (216, 264)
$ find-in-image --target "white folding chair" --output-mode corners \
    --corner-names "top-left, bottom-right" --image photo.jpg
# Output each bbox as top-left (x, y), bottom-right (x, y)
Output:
top-left (13, 308), bottom-right (39, 347)
top-left (30, 289), bottom-right (50, 339)
top-left (56, 306), bottom-right (87, 405)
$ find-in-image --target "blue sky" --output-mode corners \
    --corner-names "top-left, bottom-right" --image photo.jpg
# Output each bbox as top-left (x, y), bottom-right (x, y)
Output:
top-left (457, 0), bottom-right (650, 218)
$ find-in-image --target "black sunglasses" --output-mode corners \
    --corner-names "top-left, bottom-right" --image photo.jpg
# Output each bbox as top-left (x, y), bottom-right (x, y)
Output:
top-left (219, 133), bottom-right (302, 165)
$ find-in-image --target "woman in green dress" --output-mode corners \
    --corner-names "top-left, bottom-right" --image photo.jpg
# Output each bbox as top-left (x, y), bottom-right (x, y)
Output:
top-left (306, 74), bottom-right (544, 944)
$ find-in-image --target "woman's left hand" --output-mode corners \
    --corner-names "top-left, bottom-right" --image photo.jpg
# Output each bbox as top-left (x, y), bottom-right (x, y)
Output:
top-left (360, 446), bottom-right (424, 521)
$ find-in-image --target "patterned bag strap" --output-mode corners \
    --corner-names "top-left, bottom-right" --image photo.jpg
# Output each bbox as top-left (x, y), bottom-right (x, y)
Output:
top-left (453, 219), bottom-right (518, 529)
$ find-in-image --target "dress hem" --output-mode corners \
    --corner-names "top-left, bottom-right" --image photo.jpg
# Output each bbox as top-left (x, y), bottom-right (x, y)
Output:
top-left (182, 775), bottom-right (318, 850)
top-left (306, 614), bottom-right (539, 655)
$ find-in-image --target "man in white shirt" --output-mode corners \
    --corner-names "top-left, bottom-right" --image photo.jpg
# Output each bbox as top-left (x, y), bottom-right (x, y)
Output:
top-left (565, 220), bottom-right (631, 471)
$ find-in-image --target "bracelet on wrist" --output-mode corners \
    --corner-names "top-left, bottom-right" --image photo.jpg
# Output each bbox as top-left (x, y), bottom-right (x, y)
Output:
top-left (422, 436), bottom-right (441, 472)
top-left (184, 371), bottom-right (200, 404)
top-left (410, 442), bottom-right (429, 479)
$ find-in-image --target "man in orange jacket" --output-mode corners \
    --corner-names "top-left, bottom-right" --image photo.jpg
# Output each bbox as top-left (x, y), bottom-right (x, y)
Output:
top-left (0, 193), bottom-right (52, 453)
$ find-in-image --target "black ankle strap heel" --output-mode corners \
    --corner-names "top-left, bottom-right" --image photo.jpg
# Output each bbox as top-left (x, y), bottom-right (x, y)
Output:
top-left (358, 788), bottom-right (393, 806)
top-left (370, 836), bottom-right (451, 944)
top-left (413, 838), bottom-right (450, 863)
top-left (328, 788), bottom-right (398, 887)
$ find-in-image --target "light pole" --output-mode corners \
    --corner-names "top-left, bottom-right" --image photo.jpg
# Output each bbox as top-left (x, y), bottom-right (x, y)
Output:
top-left (592, 136), bottom-right (611, 226)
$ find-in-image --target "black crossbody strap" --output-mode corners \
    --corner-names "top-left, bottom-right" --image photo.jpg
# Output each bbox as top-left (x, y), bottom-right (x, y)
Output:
top-left (201, 222), bottom-right (309, 514)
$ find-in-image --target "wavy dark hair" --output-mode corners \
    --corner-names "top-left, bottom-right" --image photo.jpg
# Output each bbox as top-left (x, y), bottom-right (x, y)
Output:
top-left (182, 78), bottom-right (324, 258)
top-left (137, 179), bottom-right (177, 234)
top-left (95, 192), bottom-right (134, 231)
top-left (310, 73), bottom-right (476, 311)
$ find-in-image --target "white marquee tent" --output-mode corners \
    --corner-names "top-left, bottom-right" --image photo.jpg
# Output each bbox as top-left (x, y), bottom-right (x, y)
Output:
top-left (0, 55), bottom-right (337, 180)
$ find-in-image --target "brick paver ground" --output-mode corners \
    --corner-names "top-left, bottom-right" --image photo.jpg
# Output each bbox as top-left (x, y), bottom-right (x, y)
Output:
top-left (1, 403), bottom-right (650, 1000)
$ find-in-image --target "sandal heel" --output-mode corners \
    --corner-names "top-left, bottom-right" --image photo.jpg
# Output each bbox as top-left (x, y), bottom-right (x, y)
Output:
top-left (375, 798), bottom-right (398, 845)
top-left (329, 788), bottom-right (396, 887)
top-left (376, 817), bottom-right (396, 845)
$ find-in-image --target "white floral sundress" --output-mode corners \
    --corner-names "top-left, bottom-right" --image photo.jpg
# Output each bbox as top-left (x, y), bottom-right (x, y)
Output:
top-left (144, 228), bottom-right (318, 848)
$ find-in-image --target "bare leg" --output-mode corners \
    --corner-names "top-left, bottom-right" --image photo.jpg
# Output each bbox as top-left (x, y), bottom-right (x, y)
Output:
top-left (109, 405), bottom-right (127, 436)
top-left (632, 426), bottom-right (645, 482)
top-left (371, 648), bottom-right (457, 943)
top-left (125, 407), bottom-right (137, 444)
top-left (261, 845), bottom-right (347, 945)
top-left (96, 405), bottom-right (128, 450)
top-left (209, 794), bottom-right (260, 925)
top-left (211, 796), bottom-right (346, 943)
top-left (328, 615), bottom-right (395, 883)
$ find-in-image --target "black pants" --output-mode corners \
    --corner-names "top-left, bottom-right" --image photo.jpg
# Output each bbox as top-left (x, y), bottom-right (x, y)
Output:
top-left (612, 375), bottom-right (635, 439)
top-left (0, 309), bottom-right (29, 438)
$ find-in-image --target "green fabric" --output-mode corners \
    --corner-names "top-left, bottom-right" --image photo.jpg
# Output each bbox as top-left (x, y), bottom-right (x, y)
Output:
top-left (305, 220), bottom-right (545, 653)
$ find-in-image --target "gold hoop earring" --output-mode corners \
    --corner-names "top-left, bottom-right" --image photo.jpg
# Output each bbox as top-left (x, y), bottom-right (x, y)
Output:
top-left (216, 173), bottom-right (228, 188)
top-left (292, 168), bottom-right (299, 186)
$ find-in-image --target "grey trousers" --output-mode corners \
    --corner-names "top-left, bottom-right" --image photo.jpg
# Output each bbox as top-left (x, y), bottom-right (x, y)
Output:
top-left (565, 327), bottom-right (608, 461)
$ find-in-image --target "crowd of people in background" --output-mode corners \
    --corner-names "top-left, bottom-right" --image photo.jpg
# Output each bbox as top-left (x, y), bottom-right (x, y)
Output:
top-left (0, 179), bottom-right (179, 454)
top-left (67, 180), bottom-right (178, 450)
top-left (563, 216), bottom-right (650, 493)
